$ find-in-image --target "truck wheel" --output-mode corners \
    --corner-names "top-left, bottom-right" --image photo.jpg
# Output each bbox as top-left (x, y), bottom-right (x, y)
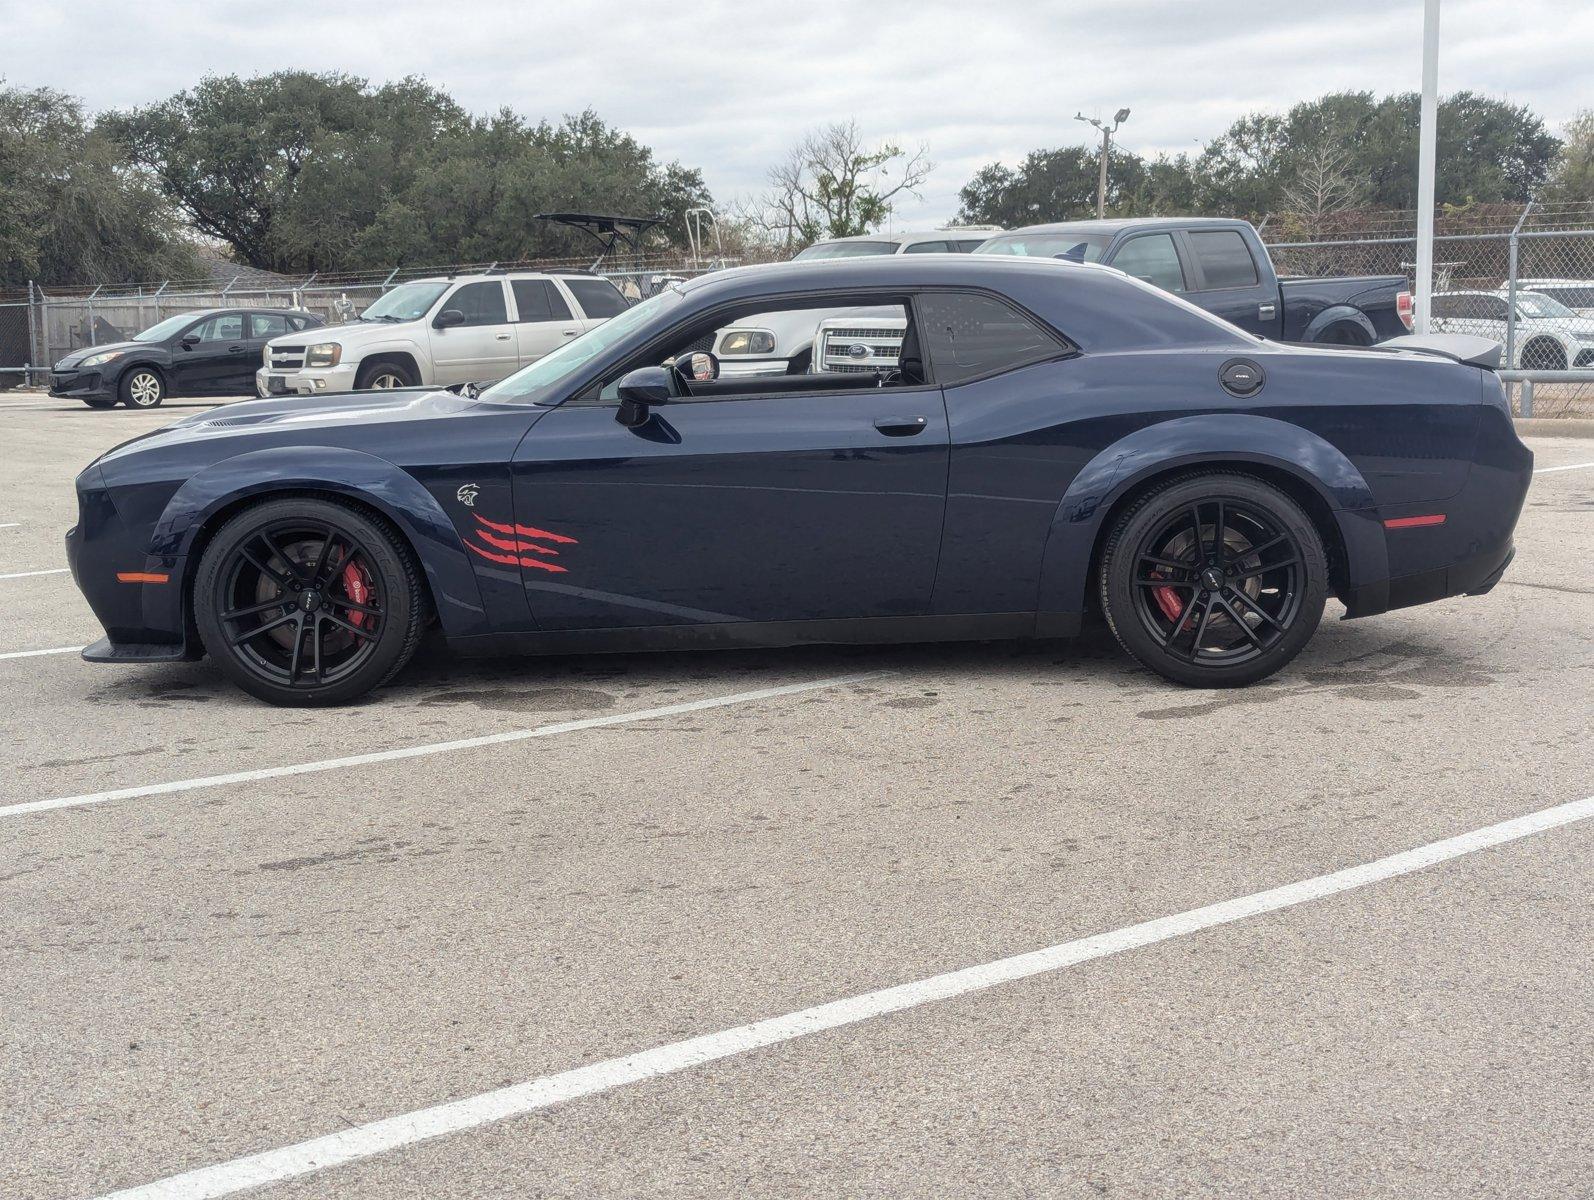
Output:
top-left (356, 360), bottom-right (417, 390)
top-left (119, 368), bottom-right (165, 408)
top-left (1099, 472), bottom-right (1328, 688)
top-left (194, 497), bottom-right (428, 706)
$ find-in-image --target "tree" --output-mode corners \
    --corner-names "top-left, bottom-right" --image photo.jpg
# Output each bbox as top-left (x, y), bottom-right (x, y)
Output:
top-left (744, 122), bottom-right (932, 247)
top-left (956, 144), bottom-right (1198, 226)
top-left (1544, 110), bottom-right (1594, 204)
top-left (0, 83), bottom-right (198, 287)
top-left (1277, 142), bottom-right (1368, 237)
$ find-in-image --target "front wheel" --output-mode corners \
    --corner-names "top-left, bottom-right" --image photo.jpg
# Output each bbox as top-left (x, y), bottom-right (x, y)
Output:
top-left (193, 497), bottom-right (427, 705)
top-left (1099, 473), bottom-right (1328, 688)
top-left (355, 360), bottom-right (418, 390)
top-left (119, 368), bottom-right (165, 408)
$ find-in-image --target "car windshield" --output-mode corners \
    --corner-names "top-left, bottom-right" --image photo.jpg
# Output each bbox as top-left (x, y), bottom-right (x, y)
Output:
top-left (482, 288), bottom-right (686, 405)
top-left (975, 231), bottom-right (1115, 262)
top-left (1516, 293), bottom-right (1578, 320)
top-left (360, 281), bottom-right (450, 322)
top-left (133, 313), bottom-right (202, 342)
top-left (792, 240), bottom-right (899, 260)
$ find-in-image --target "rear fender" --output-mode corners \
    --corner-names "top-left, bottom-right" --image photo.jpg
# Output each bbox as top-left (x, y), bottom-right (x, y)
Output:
top-left (1034, 413), bottom-right (1386, 622)
top-left (151, 445), bottom-right (490, 636)
top-left (1302, 305), bottom-right (1377, 345)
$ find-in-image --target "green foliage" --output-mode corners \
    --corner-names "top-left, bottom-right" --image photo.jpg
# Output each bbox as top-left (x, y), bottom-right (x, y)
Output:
top-left (1545, 110), bottom-right (1594, 203)
top-left (0, 83), bottom-right (199, 288)
top-left (101, 72), bottom-right (712, 272)
top-left (958, 90), bottom-right (1561, 228)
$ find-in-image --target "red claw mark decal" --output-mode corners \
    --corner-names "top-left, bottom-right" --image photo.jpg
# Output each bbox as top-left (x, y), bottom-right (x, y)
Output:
top-left (465, 512), bottom-right (578, 574)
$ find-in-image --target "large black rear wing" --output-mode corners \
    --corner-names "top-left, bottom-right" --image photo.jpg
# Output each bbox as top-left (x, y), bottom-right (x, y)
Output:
top-left (1374, 334), bottom-right (1502, 370)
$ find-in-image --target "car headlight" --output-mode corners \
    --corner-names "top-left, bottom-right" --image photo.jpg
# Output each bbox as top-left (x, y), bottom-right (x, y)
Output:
top-left (1575, 332), bottom-right (1594, 344)
top-left (78, 350), bottom-right (125, 368)
top-left (305, 343), bottom-right (342, 368)
top-left (263, 344), bottom-right (273, 366)
top-left (718, 329), bottom-right (776, 356)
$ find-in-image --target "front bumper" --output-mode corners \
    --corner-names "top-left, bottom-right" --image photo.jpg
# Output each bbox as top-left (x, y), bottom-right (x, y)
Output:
top-left (49, 368), bottom-right (113, 400)
top-left (255, 363), bottom-right (359, 397)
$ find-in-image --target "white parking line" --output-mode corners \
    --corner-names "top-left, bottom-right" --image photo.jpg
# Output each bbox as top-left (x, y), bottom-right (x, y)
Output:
top-left (0, 522), bottom-right (19, 529)
top-left (92, 792), bottom-right (1594, 1200)
top-left (1533, 461), bottom-right (1594, 474)
top-left (0, 672), bottom-right (883, 819)
top-left (0, 567), bottom-right (68, 580)
top-left (0, 644), bottom-right (82, 661)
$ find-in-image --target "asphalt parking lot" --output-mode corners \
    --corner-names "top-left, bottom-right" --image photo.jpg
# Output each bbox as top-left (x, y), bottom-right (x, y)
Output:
top-left (3, 393), bottom-right (1592, 1199)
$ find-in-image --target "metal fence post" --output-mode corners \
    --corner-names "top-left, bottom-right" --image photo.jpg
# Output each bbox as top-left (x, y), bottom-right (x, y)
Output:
top-left (1503, 201), bottom-right (1532, 384)
top-left (26, 281), bottom-right (39, 386)
top-left (1521, 378), bottom-right (1534, 418)
top-left (86, 284), bottom-right (101, 348)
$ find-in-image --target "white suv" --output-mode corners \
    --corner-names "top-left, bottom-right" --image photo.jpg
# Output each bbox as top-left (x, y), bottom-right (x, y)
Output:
top-left (257, 271), bottom-right (629, 396)
top-left (1430, 289), bottom-right (1594, 370)
top-left (714, 228), bottom-right (1002, 376)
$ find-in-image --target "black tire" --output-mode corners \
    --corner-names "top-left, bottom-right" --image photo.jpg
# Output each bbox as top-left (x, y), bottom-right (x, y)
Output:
top-left (1521, 339), bottom-right (1567, 372)
top-left (193, 497), bottom-right (427, 705)
top-left (81, 396), bottom-right (118, 409)
top-left (1099, 472), bottom-right (1328, 688)
top-left (1318, 322), bottom-right (1369, 347)
top-left (118, 367), bottom-right (165, 409)
top-left (785, 348), bottom-right (813, 375)
top-left (355, 359), bottom-right (418, 390)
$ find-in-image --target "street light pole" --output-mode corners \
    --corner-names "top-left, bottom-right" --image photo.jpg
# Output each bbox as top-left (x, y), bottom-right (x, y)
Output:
top-left (1075, 108), bottom-right (1131, 220)
top-left (1414, 0), bottom-right (1441, 333)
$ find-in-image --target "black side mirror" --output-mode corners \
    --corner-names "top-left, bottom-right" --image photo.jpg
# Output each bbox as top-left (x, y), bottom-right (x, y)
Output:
top-left (615, 366), bottom-right (673, 428)
top-left (433, 308), bottom-right (465, 329)
top-left (180, 333), bottom-right (201, 347)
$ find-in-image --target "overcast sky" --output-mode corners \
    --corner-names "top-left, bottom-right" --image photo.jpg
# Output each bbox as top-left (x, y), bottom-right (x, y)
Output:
top-left (3, 0), bottom-right (1588, 228)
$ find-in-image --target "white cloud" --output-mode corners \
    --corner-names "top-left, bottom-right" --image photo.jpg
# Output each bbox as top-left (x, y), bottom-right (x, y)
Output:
top-left (4, 0), bottom-right (1587, 228)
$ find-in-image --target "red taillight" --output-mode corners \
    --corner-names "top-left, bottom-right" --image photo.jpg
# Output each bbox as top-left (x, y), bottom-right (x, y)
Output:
top-left (1383, 514), bottom-right (1445, 529)
top-left (1397, 290), bottom-right (1415, 330)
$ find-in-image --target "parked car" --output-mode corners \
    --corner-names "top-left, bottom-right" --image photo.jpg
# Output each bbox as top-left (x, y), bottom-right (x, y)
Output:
top-left (69, 255), bottom-right (1529, 706)
top-left (713, 228), bottom-right (1002, 375)
top-left (49, 308), bottom-right (322, 409)
top-left (1430, 289), bottom-right (1594, 370)
top-left (975, 217), bottom-right (1414, 344)
top-left (257, 271), bottom-right (629, 396)
top-left (1513, 278), bottom-right (1594, 317)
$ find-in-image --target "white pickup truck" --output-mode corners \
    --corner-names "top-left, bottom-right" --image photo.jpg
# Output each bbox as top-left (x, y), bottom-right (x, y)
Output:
top-left (256, 271), bottom-right (629, 395)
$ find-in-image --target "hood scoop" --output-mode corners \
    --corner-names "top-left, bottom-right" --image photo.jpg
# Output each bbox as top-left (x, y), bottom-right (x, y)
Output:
top-left (203, 413), bottom-right (286, 429)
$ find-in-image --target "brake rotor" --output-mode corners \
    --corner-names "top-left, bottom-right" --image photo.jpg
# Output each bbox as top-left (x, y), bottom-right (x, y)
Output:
top-left (1149, 527), bottom-right (1263, 629)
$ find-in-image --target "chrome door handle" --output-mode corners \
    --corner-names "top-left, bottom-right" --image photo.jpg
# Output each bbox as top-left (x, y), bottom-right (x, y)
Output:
top-left (562, 330), bottom-right (578, 337)
top-left (1258, 303), bottom-right (1277, 319)
top-left (495, 333), bottom-right (512, 341)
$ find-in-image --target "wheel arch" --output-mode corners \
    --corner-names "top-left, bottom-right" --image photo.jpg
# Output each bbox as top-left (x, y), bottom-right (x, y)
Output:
top-left (154, 446), bottom-right (489, 641)
top-left (116, 359), bottom-right (170, 393)
top-left (1301, 305), bottom-right (1376, 345)
top-left (1519, 334), bottom-right (1569, 368)
top-left (355, 351), bottom-right (423, 387)
top-left (1034, 414), bottom-right (1386, 623)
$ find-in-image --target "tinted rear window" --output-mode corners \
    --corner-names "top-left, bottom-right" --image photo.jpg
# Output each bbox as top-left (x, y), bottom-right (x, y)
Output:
top-left (917, 292), bottom-right (1066, 386)
top-left (513, 280), bottom-right (572, 322)
top-left (1189, 230), bottom-right (1260, 289)
top-left (564, 278), bottom-right (629, 318)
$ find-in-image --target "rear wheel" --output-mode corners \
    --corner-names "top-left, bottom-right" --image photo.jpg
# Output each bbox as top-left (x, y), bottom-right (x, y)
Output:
top-left (119, 368), bottom-right (165, 408)
top-left (194, 498), bottom-right (427, 705)
top-left (1318, 322), bottom-right (1368, 347)
top-left (356, 360), bottom-right (417, 390)
top-left (1099, 473), bottom-right (1328, 687)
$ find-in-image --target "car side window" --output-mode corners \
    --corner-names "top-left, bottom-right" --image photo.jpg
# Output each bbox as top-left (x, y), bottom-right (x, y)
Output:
top-left (948, 240), bottom-right (985, 253)
top-left (916, 291), bottom-right (1067, 386)
top-left (1188, 230), bottom-right (1260, 289)
top-left (449, 281), bottom-right (509, 327)
top-left (903, 241), bottom-right (949, 254)
top-left (1482, 297), bottom-right (1510, 321)
top-left (190, 313), bottom-right (246, 342)
top-left (512, 280), bottom-right (571, 323)
top-left (249, 313), bottom-right (289, 339)
top-left (1110, 234), bottom-right (1187, 293)
top-left (564, 278), bottom-right (629, 318)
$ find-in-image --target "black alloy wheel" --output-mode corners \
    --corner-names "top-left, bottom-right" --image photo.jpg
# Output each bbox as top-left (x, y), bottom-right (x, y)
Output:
top-left (194, 498), bottom-right (426, 705)
top-left (1100, 473), bottom-right (1327, 687)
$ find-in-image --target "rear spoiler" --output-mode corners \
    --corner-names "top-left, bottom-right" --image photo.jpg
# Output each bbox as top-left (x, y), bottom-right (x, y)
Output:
top-left (1375, 334), bottom-right (1502, 370)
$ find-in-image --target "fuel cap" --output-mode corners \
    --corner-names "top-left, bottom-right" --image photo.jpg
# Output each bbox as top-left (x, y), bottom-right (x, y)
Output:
top-left (1219, 358), bottom-right (1265, 397)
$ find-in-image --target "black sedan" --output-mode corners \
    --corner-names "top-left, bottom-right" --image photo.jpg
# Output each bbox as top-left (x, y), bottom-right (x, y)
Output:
top-left (67, 256), bottom-right (1530, 705)
top-left (49, 308), bottom-right (323, 409)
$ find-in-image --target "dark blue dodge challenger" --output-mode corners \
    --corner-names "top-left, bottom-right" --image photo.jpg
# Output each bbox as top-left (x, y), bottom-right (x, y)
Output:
top-left (67, 256), bottom-right (1531, 705)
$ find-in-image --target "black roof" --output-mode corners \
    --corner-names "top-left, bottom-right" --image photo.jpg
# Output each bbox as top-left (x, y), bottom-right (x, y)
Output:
top-left (992, 216), bottom-right (1252, 236)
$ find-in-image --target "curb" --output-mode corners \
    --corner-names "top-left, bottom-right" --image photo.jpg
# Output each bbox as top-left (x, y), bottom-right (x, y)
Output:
top-left (1515, 418), bottom-right (1594, 439)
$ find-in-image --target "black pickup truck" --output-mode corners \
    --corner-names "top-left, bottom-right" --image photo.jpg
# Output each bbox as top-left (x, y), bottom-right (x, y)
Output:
top-left (975, 217), bottom-right (1413, 346)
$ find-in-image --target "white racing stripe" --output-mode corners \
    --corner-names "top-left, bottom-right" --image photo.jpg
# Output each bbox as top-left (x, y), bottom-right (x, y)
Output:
top-left (0, 672), bottom-right (882, 818)
top-left (0, 567), bottom-right (68, 580)
top-left (1533, 461), bottom-right (1594, 474)
top-left (93, 792), bottom-right (1594, 1200)
top-left (0, 644), bottom-right (82, 661)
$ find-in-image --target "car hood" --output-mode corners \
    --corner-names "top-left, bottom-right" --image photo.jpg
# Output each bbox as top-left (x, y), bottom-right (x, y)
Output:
top-left (55, 341), bottom-right (149, 367)
top-left (95, 387), bottom-right (477, 470)
top-left (267, 318), bottom-right (421, 348)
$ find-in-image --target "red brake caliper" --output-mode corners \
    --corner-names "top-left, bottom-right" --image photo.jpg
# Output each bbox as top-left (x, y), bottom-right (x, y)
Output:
top-left (340, 557), bottom-right (374, 630)
top-left (1149, 574), bottom-right (1185, 622)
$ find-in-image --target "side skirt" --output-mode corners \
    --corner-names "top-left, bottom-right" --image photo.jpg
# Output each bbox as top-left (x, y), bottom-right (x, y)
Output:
top-left (446, 612), bottom-right (1065, 659)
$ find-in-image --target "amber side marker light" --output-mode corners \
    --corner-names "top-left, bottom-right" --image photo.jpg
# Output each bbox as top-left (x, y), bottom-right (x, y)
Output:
top-left (116, 571), bottom-right (170, 583)
top-left (1383, 514), bottom-right (1446, 529)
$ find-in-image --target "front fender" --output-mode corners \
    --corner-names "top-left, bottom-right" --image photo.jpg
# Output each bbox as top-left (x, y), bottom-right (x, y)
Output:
top-left (152, 445), bottom-right (490, 636)
top-left (1302, 305), bottom-right (1377, 345)
top-left (1034, 413), bottom-right (1386, 622)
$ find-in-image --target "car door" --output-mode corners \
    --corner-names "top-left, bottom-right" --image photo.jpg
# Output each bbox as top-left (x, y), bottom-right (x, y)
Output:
top-left (505, 308), bottom-right (950, 631)
top-left (429, 280), bottom-right (517, 385)
top-left (1105, 232), bottom-right (1192, 303)
top-left (511, 279), bottom-right (586, 367)
top-left (1178, 228), bottom-right (1277, 335)
top-left (171, 312), bottom-right (249, 393)
top-left (244, 312), bottom-right (291, 389)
